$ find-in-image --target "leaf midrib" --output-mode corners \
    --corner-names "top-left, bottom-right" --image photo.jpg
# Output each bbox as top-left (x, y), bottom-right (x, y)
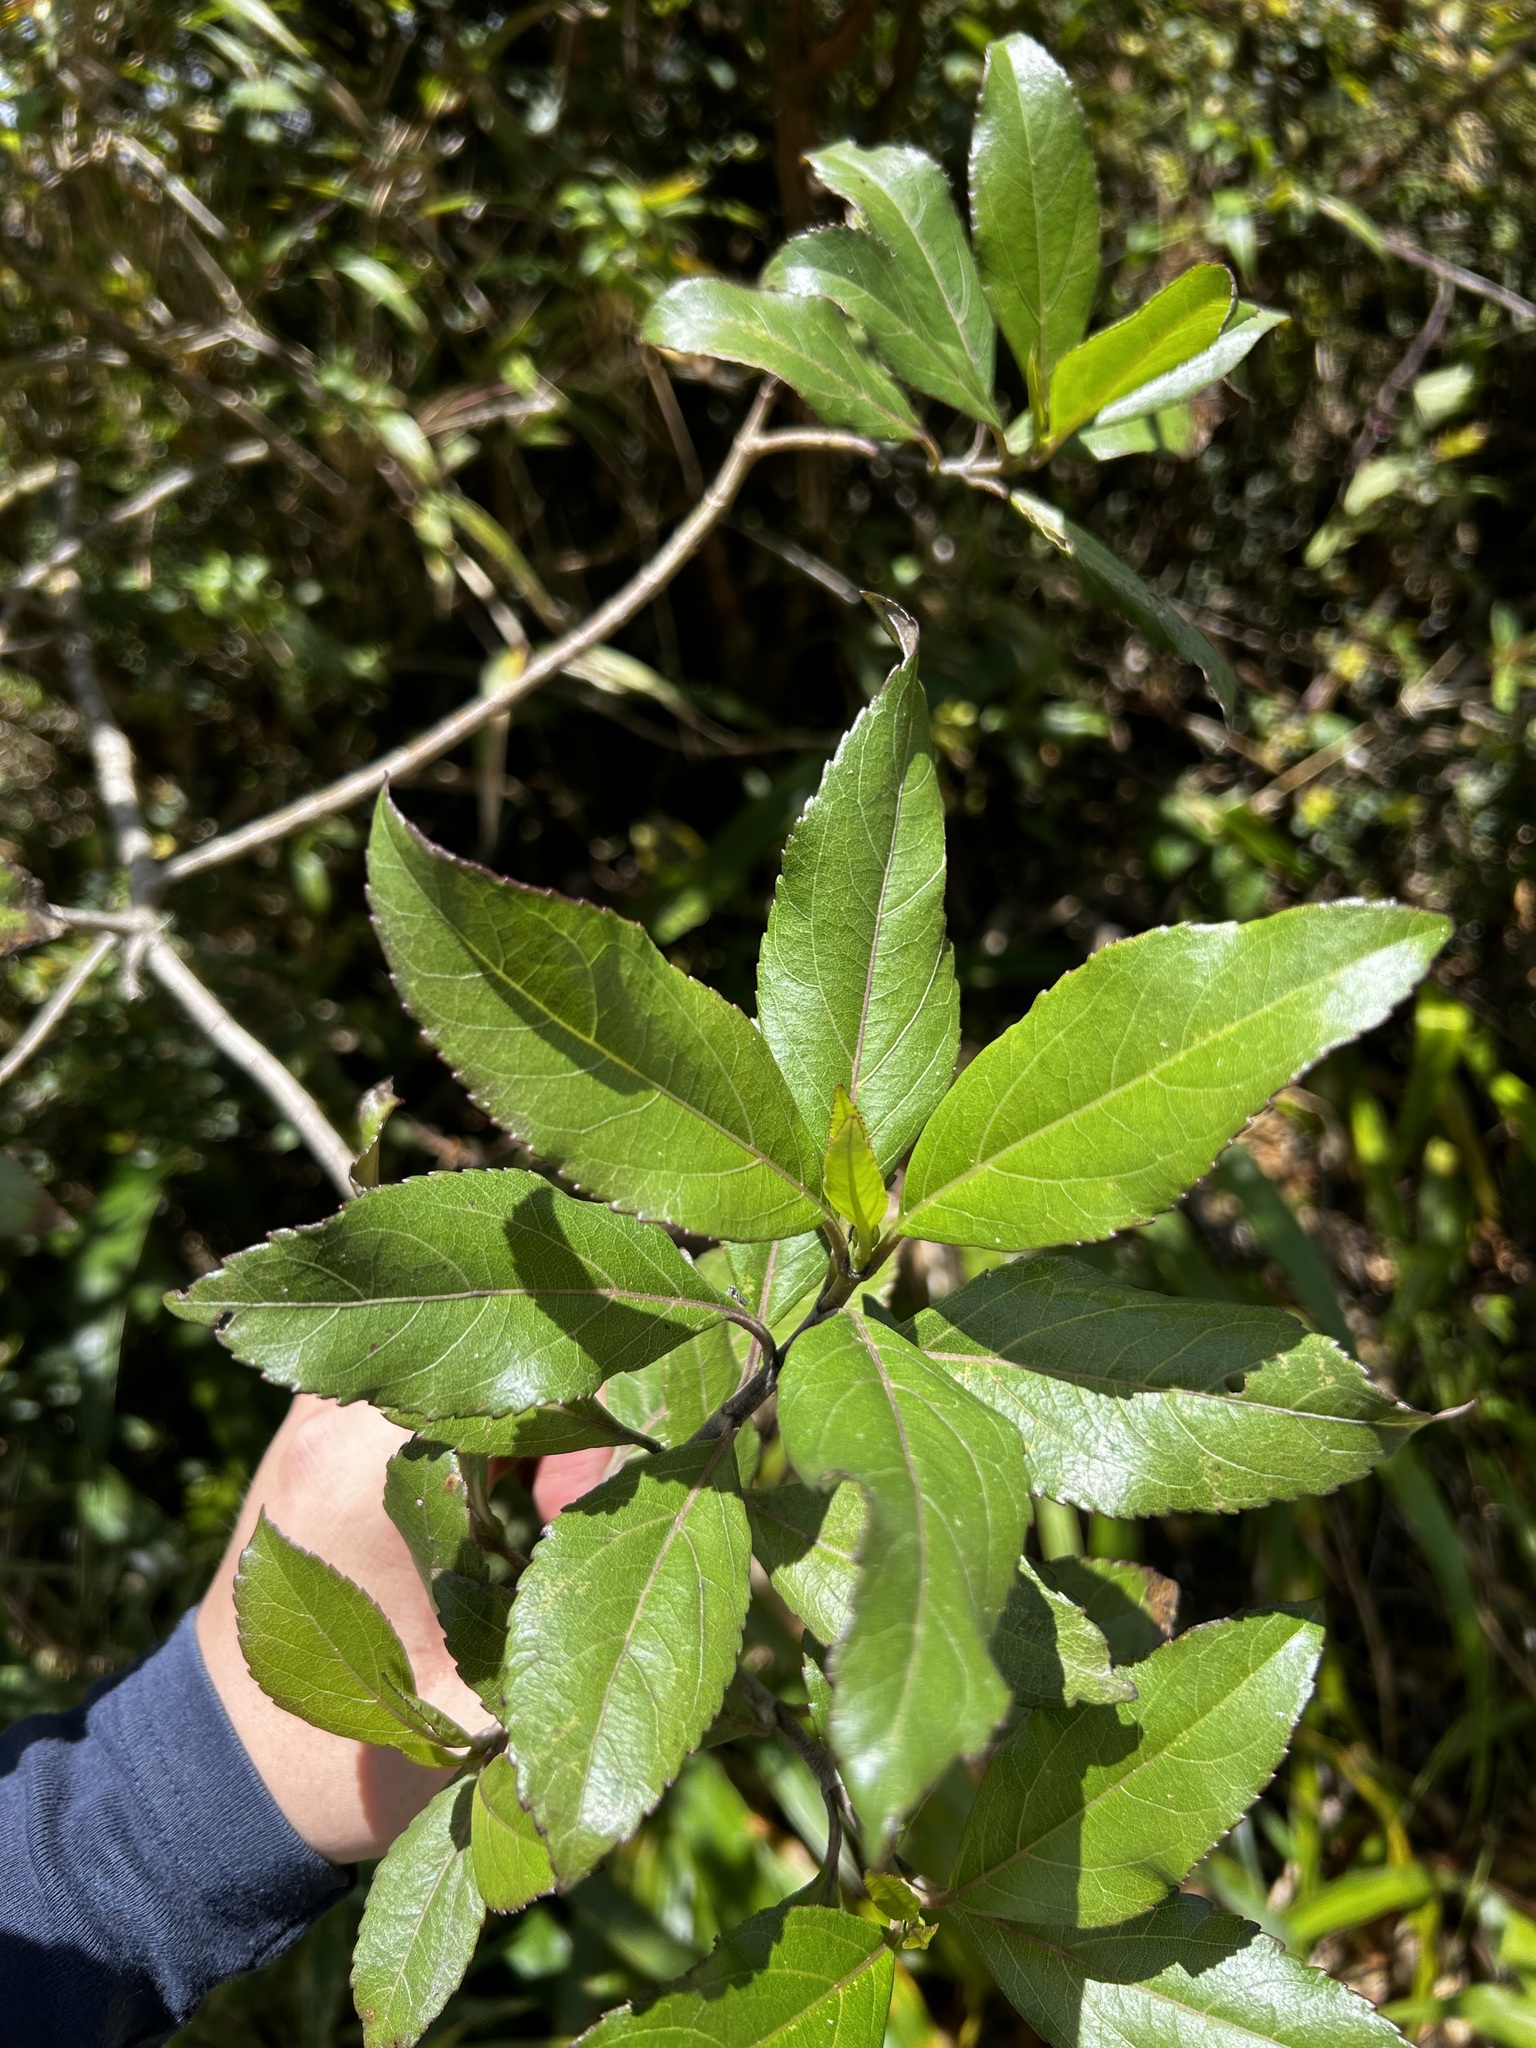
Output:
top-left (700, 1939), bottom-right (889, 2047)
top-left (847, 714), bottom-right (916, 1110)
top-left (949, 1628), bottom-right (1304, 1902)
top-left (221, 1285), bottom-right (721, 1313)
top-left (910, 930), bottom-right (1413, 1217)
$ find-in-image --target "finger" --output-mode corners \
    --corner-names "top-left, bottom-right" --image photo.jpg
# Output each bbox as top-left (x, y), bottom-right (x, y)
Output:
top-left (533, 1445), bottom-right (619, 1521)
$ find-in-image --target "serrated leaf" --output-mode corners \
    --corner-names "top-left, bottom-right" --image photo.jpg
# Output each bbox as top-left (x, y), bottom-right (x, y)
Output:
top-left (234, 1512), bottom-right (471, 1765)
top-left (1008, 486), bottom-right (1240, 716)
top-left (912, 1254), bottom-right (1429, 1515)
top-left (353, 1780), bottom-right (483, 2048)
top-left (1038, 1557), bottom-right (1179, 1665)
top-left (501, 1437), bottom-right (752, 1884)
top-left (385, 1438), bottom-right (488, 1588)
top-left (386, 1400), bottom-right (654, 1457)
top-left (435, 1573), bottom-right (514, 1709)
top-left (969, 33), bottom-right (1099, 405)
top-left (576, 1902), bottom-right (894, 2048)
top-left (605, 1319), bottom-right (742, 1446)
top-left (1046, 265), bottom-right (1233, 445)
top-left (472, 1754), bottom-right (555, 1914)
top-left (822, 1087), bottom-right (887, 1253)
top-left (746, 1480), bottom-right (867, 1645)
top-left (758, 605), bottom-right (958, 1171)
top-left (777, 1312), bottom-right (1030, 1857)
top-left (865, 1871), bottom-right (924, 1922)
top-left (1090, 302), bottom-right (1288, 429)
top-left (903, 904), bottom-right (1449, 1252)
top-left (641, 278), bottom-right (923, 444)
top-left (170, 1168), bottom-right (729, 1416)
top-left (368, 797), bottom-right (825, 1240)
top-left (769, 141), bottom-right (998, 423)
top-left (948, 1611), bottom-right (1322, 1926)
top-left (953, 1893), bottom-right (1402, 2048)
top-left (990, 1558), bottom-right (1136, 1709)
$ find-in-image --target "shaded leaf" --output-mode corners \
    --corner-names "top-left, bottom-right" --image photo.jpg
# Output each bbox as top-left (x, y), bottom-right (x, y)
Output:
top-left (777, 1312), bottom-right (1030, 1856)
top-left (384, 1438), bottom-right (488, 1587)
top-left (368, 796), bottom-right (825, 1240)
top-left (758, 604), bottom-right (958, 1170)
top-left (353, 1781), bottom-right (483, 2048)
top-left (234, 1512), bottom-right (471, 1765)
top-left (576, 1902), bottom-right (894, 2048)
top-left (822, 1086), bottom-right (887, 1254)
top-left (1046, 264), bottom-right (1233, 445)
top-left (949, 1611), bottom-right (1322, 1925)
top-left (1075, 401), bottom-right (1202, 462)
top-left (605, 1318), bottom-right (742, 1446)
top-left (500, 1437), bottom-right (752, 1884)
top-left (746, 1480), bottom-right (867, 1646)
top-left (911, 1254), bottom-right (1428, 1515)
top-left (434, 1573), bottom-right (513, 1710)
top-left (902, 905), bottom-right (1448, 1252)
top-left (641, 278), bottom-right (923, 444)
top-left (727, 1230), bottom-right (830, 1334)
top-left (1038, 1557), bottom-right (1179, 1665)
top-left (953, 1893), bottom-right (1401, 2048)
top-left (170, 1168), bottom-right (729, 1416)
top-left (385, 1400), bottom-right (655, 1457)
top-left (969, 33), bottom-right (1099, 404)
top-left (472, 1754), bottom-right (555, 1914)
top-left (990, 1558), bottom-right (1136, 1709)
top-left (1008, 486), bottom-right (1240, 717)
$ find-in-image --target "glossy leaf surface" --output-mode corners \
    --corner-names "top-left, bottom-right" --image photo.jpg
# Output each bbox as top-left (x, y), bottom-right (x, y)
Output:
top-left (641, 278), bottom-right (922, 443)
top-left (758, 607), bottom-right (957, 1169)
top-left (912, 1256), bottom-right (1427, 1514)
top-left (500, 1437), bottom-right (752, 1883)
top-left (989, 1558), bottom-right (1136, 1709)
top-left (969, 33), bottom-right (1099, 398)
top-left (173, 1169), bottom-right (729, 1416)
top-left (949, 1611), bottom-right (1322, 1925)
top-left (605, 1319), bottom-right (742, 1446)
top-left (1008, 487), bottom-right (1239, 716)
top-left (727, 1230), bottom-right (829, 1334)
top-left (1047, 264), bottom-right (1232, 443)
top-left (235, 1513), bottom-right (469, 1765)
top-left (472, 1754), bottom-right (555, 1914)
top-left (1091, 302), bottom-right (1287, 427)
top-left (746, 1479), bottom-right (867, 1646)
top-left (903, 905), bottom-right (1448, 1251)
top-left (775, 141), bottom-right (998, 422)
top-left (369, 798), bottom-right (825, 1240)
top-left (954, 1894), bottom-right (1401, 2048)
top-left (778, 1312), bottom-right (1030, 1856)
top-left (353, 1781), bottom-right (483, 2048)
top-left (822, 1087), bottom-right (887, 1253)
top-left (578, 1903), bottom-right (894, 2048)
top-left (388, 1400), bottom-right (652, 1458)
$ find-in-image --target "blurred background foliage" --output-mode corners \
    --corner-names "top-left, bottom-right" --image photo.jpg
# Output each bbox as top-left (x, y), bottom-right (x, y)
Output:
top-left (0, 0), bottom-right (1533, 2039)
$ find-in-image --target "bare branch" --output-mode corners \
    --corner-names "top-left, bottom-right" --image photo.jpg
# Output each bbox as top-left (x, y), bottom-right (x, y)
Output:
top-left (159, 381), bottom-right (785, 885)
top-left (0, 931), bottom-right (117, 1090)
top-left (145, 938), bottom-right (356, 1199)
top-left (1317, 197), bottom-right (1536, 325)
top-left (1349, 278), bottom-right (1455, 473)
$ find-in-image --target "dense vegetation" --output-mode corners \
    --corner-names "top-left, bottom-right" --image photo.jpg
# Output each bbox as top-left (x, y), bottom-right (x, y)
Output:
top-left (0, 1), bottom-right (1533, 2042)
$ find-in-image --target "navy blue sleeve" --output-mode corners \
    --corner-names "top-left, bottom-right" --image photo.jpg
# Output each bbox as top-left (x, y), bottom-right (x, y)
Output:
top-left (0, 1609), bottom-right (349, 2048)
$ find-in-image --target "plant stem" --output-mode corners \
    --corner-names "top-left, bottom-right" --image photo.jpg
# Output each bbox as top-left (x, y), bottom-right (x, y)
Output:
top-left (0, 931), bottom-right (117, 1089)
top-left (1035, 1496), bottom-right (1086, 1560)
top-left (734, 1666), bottom-right (855, 1894)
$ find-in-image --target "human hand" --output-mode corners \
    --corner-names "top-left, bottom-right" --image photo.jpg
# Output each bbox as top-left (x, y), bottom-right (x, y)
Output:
top-left (197, 1394), bottom-right (614, 1865)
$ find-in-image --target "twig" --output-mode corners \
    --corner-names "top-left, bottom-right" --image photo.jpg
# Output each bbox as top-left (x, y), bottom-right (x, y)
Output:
top-left (158, 382), bottom-right (790, 884)
top-left (144, 938), bottom-right (356, 1198)
top-left (734, 1666), bottom-right (854, 1896)
top-left (1349, 279), bottom-right (1455, 473)
top-left (0, 932), bottom-right (117, 1089)
top-left (1316, 197), bottom-right (1536, 325)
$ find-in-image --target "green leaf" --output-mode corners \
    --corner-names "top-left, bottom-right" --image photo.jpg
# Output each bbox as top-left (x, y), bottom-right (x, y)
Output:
top-left (385, 1400), bottom-right (655, 1457)
top-left (746, 1480), bottom-right (867, 1646)
top-left (641, 278), bottom-right (923, 445)
top-left (1037, 1557), bottom-right (1180, 1665)
top-left (777, 1312), bottom-right (1030, 1856)
top-left (352, 1780), bottom-right (484, 2048)
top-left (822, 1087), bottom-right (887, 1255)
top-left (171, 1168), bottom-right (729, 1417)
top-left (990, 1558), bottom-right (1136, 1709)
top-left (866, 1871), bottom-right (924, 1921)
top-left (576, 1902), bottom-right (894, 2048)
top-left (902, 904), bottom-right (1449, 1252)
top-left (335, 250), bottom-right (430, 338)
top-left (472, 1754), bottom-right (555, 1914)
top-left (1076, 401), bottom-right (1201, 463)
top-left (912, 1255), bottom-right (1428, 1515)
top-left (952, 1893), bottom-right (1402, 2048)
top-left (434, 1573), bottom-right (514, 1710)
top-left (1046, 264), bottom-right (1233, 445)
top-left (605, 1319), bottom-right (742, 1446)
top-left (727, 1230), bottom-right (830, 1334)
top-left (948, 1610), bottom-right (1322, 1925)
top-left (758, 604), bottom-right (958, 1171)
top-left (368, 796), bottom-right (826, 1241)
top-left (384, 1438), bottom-right (488, 1588)
top-left (500, 1437), bottom-right (752, 1884)
top-left (969, 33), bottom-right (1099, 405)
top-left (234, 1512), bottom-right (471, 1765)
top-left (1008, 486), bottom-right (1240, 717)
top-left (768, 141), bottom-right (998, 423)
top-left (1090, 301), bottom-right (1288, 429)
